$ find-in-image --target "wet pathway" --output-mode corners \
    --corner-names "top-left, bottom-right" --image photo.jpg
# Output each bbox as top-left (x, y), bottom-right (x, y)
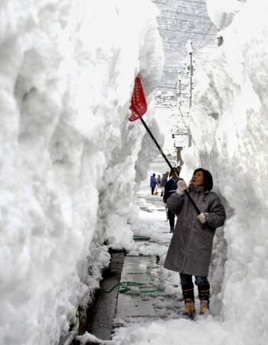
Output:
top-left (87, 180), bottom-right (183, 344)
top-left (86, 157), bottom-right (183, 343)
top-left (114, 254), bottom-right (182, 328)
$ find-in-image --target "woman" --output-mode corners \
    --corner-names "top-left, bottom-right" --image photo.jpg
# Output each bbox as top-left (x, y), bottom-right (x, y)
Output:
top-left (164, 168), bottom-right (226, 317)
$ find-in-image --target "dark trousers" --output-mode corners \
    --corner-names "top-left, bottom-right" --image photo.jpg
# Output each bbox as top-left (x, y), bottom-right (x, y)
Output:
top-left (180, 273), bottom-right (210, 301)
top-left (151, 187), bottom-right (155, 195)
top-left (180, 273), bottom-right (209, 288)
top-left (168, 210), bottom-right (175, 229)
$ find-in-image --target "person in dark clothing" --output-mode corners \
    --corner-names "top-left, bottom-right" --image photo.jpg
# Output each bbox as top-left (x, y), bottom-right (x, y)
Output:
top-left (163, 169), bottom-right (180, 232)
top-left (150, 173), bottom-right (157, 195)
top-left (160, 171), bottom-right (169, 196)
top-left (164, 168), bottom-right (226, 317)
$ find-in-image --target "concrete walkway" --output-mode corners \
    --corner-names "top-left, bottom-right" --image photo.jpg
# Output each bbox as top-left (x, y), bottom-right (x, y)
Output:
top-left (114, 253), bottom-right (182, 328)
top-left (87, 157), bottom-right (183, 343)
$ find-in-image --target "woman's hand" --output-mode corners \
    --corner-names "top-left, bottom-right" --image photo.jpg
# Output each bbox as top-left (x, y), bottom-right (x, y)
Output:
top-left (197, 212), bottom-right (207, 224)
top-left (176, 180), bottom-right (188, 195)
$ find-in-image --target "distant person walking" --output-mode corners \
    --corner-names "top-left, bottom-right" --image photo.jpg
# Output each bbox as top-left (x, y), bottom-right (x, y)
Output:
top-left (160, 171), bottom-right (169, 197)
top-left (149, 173), bottom-right (157, 195)
top-left (164, 168), bottom-right (226, 317)
top-left (163, 169), bottom-right (179, 232)
top-left (156, 174), bottom-right (161, 195)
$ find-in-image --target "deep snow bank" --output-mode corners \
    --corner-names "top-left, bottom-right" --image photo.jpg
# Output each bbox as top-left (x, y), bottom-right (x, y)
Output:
top-left (183, 1), bottom-right (268, 343)
top-left (0, 0), bottom-right (164, 344)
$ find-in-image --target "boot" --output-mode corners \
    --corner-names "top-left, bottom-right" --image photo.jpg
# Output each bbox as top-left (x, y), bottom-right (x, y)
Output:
top-left (198, 285), bottom-right (210, 315)
top-left (183, 299), bottom-right (195, 317)
top-left (182, 284), bottom-right (195, 317)
top-left (199, 300), bottom-right (209, 315)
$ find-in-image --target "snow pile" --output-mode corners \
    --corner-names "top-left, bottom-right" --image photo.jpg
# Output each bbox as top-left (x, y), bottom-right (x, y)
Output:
top-left (2, 0), bottom-right (268, 344)
top-left (206, 0), bottom-right (246, 30)
top-left (0, 1), bottom-right (164, 344)
top-left (183, 0), bottom-right (268, 343)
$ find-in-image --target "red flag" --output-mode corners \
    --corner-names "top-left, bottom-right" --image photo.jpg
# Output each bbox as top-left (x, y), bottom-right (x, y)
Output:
top-left (128, 76), bottom-right (147, 121)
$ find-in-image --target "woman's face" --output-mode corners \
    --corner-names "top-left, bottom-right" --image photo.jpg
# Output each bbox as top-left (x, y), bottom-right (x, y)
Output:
top-left (191, 170), bottom-right (204, 187)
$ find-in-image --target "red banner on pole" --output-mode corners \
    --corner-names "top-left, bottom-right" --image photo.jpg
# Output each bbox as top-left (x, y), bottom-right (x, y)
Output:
top-left (128, 77), bottom-right (147, 122)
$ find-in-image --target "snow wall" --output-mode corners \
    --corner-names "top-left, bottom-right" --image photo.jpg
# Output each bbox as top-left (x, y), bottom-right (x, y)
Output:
top-left (0, 0), bottom-right (164, 344)
top-left (182, 0), bottom-right (268, 343)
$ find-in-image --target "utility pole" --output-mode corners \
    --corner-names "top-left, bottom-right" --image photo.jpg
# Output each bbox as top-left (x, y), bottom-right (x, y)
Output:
top-left (176, 71), bottom-right (182, 109)
top-left (186, 40), bottom-right (193, 147)
top-left (177, 72), bottom-right (182, 97)
top-left (174, 71), bottom-right (184, 168)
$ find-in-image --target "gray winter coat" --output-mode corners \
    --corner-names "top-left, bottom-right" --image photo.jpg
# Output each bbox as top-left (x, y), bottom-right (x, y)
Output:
top-left (164, 185), bottom-right (226, 276)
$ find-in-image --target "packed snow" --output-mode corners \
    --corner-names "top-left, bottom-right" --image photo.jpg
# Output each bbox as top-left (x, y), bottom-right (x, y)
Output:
top-left (0, 0), bottom-right (268, 344)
